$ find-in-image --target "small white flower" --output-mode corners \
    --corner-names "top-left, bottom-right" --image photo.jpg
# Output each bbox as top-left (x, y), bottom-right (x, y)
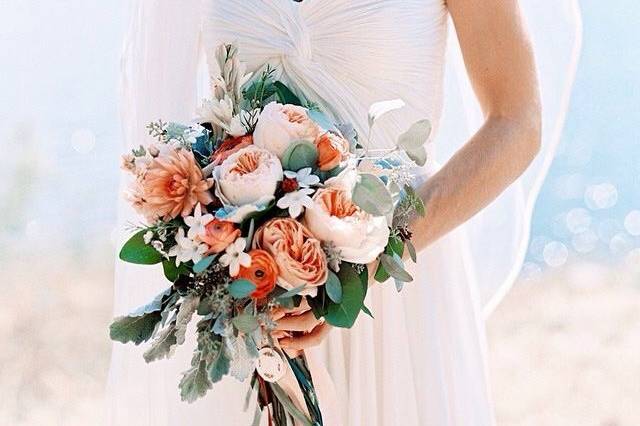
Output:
top-left (143, 230), bottom-right (154, 245)
top-left (277, 188), bottom-right (315, 218)
top-left (168, 228), bottom-right (208, 266)
top-left (284, 168), bottom-right (320, 188)
top-left (184, 203), bottom-right (214, 240)
top-left (219, 237), bottom-right (252, 277)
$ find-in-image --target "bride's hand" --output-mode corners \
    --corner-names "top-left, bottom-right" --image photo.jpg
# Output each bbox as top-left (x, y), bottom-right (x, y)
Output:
top-left (270, 299), bottom-right (332, 354)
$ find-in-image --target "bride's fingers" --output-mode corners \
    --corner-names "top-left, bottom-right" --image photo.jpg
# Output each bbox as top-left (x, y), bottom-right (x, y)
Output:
top-left (274, 311), bottom-right (321, 332)
top-left (279, 323), bottom-right (331, 351)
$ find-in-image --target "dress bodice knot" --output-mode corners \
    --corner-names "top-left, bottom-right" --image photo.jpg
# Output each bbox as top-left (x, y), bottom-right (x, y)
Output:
top-left (203, 0), bottom-right (448, 149)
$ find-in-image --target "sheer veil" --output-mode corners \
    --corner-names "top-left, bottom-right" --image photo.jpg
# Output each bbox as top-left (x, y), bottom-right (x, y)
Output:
top-left (108, 0), bottom-right (582, 420)
top-left (435, 1), bottom-right (582, 316)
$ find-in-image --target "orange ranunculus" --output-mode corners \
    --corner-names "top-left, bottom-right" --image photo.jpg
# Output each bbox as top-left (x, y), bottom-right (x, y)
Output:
top-left (133, 146), bottom-right (213, 221)
top-left (211, 134), bottom-right (254, 166)
top-left (315, 132), bottom-right (349, 171)
top-left (253, 218), bottom-right (328, 292)
top-left (200, 218), bottom-right (241, 254)
top-left (238, 249), bottom-right (279, 299)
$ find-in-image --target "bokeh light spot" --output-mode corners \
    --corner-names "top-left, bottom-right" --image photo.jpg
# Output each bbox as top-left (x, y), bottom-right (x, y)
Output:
top-left (543, 241), bottom-right (569, 268)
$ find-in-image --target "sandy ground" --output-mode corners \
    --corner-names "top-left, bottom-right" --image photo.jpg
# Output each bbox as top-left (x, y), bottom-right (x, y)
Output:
top-left (1, 257), bottom-right (639, 425)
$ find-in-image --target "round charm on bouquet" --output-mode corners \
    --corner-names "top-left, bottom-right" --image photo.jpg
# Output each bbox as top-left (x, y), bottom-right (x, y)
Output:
top-left (255, 347), bottom-right (286, 383)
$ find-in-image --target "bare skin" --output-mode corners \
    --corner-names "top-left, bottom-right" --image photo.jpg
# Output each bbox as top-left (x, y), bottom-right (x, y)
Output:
top-left (276, 0), bottom-right (542, 351)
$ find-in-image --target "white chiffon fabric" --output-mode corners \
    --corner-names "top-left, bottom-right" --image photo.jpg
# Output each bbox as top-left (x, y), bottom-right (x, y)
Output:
top-left (108, 1), bottom-right (581, 425)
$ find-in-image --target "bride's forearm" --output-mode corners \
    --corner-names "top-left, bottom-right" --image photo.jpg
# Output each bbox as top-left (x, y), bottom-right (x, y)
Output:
top-left (411, 112), bottom-right (540, 250)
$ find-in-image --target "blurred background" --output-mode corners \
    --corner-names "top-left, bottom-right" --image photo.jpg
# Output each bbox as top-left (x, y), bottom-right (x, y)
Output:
top-left (1, 1), bottom-right (638, 425)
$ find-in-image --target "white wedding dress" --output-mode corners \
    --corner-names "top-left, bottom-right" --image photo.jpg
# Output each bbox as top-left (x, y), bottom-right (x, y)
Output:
top-left (108, 1), bottom-right (581, 425)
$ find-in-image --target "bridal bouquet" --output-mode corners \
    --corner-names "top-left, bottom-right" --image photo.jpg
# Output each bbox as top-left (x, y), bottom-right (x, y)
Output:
top-left (110, 44), bottom-right (430, 425)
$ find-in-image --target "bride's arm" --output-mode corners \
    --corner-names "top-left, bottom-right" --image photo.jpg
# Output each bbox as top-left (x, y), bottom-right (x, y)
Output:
top-left (411, 0), bottom-right (541, 250)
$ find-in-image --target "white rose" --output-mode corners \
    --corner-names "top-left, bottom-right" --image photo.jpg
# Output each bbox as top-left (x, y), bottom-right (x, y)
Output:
top-left (214, 146), bottom-right (283, 207)
top-left (304, 186), bottom-right (390, 264)
top-left (253, 102), bottom-right (321, 159)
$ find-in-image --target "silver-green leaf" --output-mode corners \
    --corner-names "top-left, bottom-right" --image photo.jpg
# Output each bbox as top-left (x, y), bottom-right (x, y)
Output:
top-left (397, 119), bottom-right (432, 151)
top-left (229, 279), bottom-right (256, 299)
top-left (231, 313), bottom-right (259, 333)
top-left (352, 174), bottom-right (394, 217)
top-left (380, 253), bottom-right (413, 283)
top-left (325, 271), bottom-right (343, 304)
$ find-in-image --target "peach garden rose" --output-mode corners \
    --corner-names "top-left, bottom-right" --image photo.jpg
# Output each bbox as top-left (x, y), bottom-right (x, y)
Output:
top-left (252, 218), bottom-right (328, 294)
top-left (252, 102), bottom-right (321, 159)
top-left (304, 186), bottom-right (390, 265)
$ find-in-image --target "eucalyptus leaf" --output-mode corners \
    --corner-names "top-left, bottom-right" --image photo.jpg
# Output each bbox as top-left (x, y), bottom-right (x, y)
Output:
top-left (276, 285), bottom-right (307, 300)
top-left (394, 279), bottom-right (405, 292)
top-left (406, 240), bottom-right (418, 263)
top-left (193, 255), bottom-right (217, 274)
top-left (281, 141), bottom-right (318, 172)
top-left (208, 343), bottom-right (230, 383)
top-left (397, 119), bottom-right (432, 151)
top-left (119, 230), bottom-right (163, 265)
top-left (308, 109), bottom-right (337, 132)
top-left (231, 313), bottom-right (259, 333)
top-left (380, 253), bottom-right (413, 283)
top-left (406, 146), bottom-right (428, 167)
top-left (367, 99), bottom-right (405, 128)
top-left (325, 271), bottom-right (343, 304)
top-left (352, 174), bottom-right (394, 217)
top-left (324, 265), bottom-right (366, 328)
top-left (229, 279), bottom-right (256, 299)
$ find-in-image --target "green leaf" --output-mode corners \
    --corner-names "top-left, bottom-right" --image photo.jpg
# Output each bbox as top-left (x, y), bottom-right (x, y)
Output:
top-left (143, 323), bottom-right (177, 363)
top-left (245, 218), bottom-right (256, 248)
top-left (273, 81), bottom-right (303, 106)
top-left (374, 261), bottom-right (390, 283)
top-left (163, 260), bottom-right (189, 282)
top-left (388, 236), bottom-right (405, 258)
top-left (404, 185), bottom-right (426, 217)
top-left (229, 279), bottom-right (256, 299)
top-left (325, 271), bottom-right (343, 304)
top-left (406, 240), bottom-right (418, 263)
top-left (269, 383), bottom-right (313, 426)
top-left (352, 174), bottom-right (394, 217)
top-left (380, 253), bottom-right (413, 283)
top-left (397, 119), bottom-right (432, 151)
top-left (394, 279), bottom-right (405, 292)
top-left (110, 312), bottom-right (161, 345)
top-left (208, 346), bottom-right (230, 384)
top-left (361, 304), bottom-right (374, 319)
top-left (308, 288), bottom-right (328, 319)
top-left (180, 358), bottom-right (212, 403)
top-left (324, 265), bottom-right (366, 328)
top-left (119, 230), bottom-right (163, 265)
top-left (193, 255), bottom-right (217, 274)
top-left (281, 141), bottom-right (318, 172)
top-left (231, 313), bottom-right (259, 333)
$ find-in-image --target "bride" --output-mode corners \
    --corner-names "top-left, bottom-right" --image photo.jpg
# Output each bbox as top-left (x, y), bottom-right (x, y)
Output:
top-left (108, 0), bottom-right (581, 425)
